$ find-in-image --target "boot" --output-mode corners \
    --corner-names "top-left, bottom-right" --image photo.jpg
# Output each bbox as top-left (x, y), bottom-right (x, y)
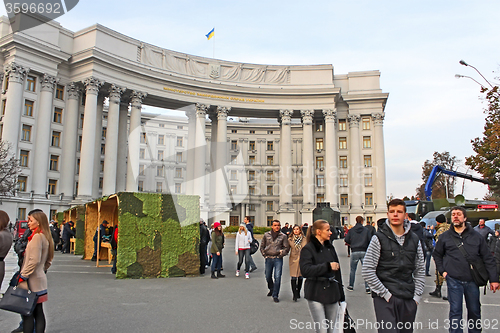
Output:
top-left (429, 285), bottom-right (441, 298)
top-left (297, 277), bottom-right (303, 299)
top-left (211, 271), bottom-right (217, 279)
top-left (217, 270), bottom-right (225, 278)
top-left (291, 278), bottom-right (298, 302)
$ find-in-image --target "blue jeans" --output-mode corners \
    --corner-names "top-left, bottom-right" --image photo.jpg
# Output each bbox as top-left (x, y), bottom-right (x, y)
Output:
top-left (211, 253), bottom-right (222, 272)
top-left (446, 276), bottom-right (481, 333)
top-left (349, 251), bottom-right (368, 289)
top-left (424, 250), bottom-right (433, 275)
top-left (237, 248), bottom-right (251, 272)
top-left (265, 258), bottom-right (283, 298)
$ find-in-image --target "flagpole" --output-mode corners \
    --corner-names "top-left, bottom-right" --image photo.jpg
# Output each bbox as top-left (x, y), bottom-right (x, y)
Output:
top-left (213, 29), bottom-right (215, 59)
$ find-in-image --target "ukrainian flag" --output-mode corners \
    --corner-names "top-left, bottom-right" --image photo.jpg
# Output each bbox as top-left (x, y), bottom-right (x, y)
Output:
top-left (206, 28), bottom-right (215, 40)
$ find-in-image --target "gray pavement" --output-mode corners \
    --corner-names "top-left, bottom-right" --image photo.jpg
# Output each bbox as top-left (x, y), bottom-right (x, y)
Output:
top-left (0, 238), bottom-right (499, 332)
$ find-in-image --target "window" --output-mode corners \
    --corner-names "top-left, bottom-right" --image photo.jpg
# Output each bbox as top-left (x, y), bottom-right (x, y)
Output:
top-left (22, 125), bottom-right (32, 141)
top-left (266, 216), bottom-right (274, 226)
top-left (365, 193), bottom-right (373, 205)
top-left (267, 186), bottom-right (273, 196)
top-left (175, 183), bottom-right (181, 194)
top-left (267, 201), bottom-right (273, 211)
top-left (20, 150), bottom-right (29, 167)
top-left (175, 168), bottom-right (182, 178)
top-left (340, 175), bottom-right (348, 187)
top-left (100, 160), bottom-right (104, 172)
top-left (248, 204), bottom-right (256, 211)
top-left (55, 84), bottom-right (64, 100)
top-left (156, 182), bottom-right (163, 193)
top-left (49, 155), bottom-right (59, 171)
top-left (231, 140), bottom-right (238, 150)
top-left (341, 194), bottom-right (349, 206)
top-left (338, 119), bottom-right (346, 131)
top-left (364, 155), bottom-right (372, 168)
top-left (158, 150), bottom-right (164, 161)
top-left (51, 131), bottom-right (61, 147)
top-left (267, 170), bottom-right (274, 181)
top-left (365, 174), bottom-right (373, 187)
top-left (339, 137), bottom-right (347, 149)
top-left (78, 136), bottom-right (82, 152)
top-left (24, 100), bottom-right (34, 116)
top-left (26, 75), bottom-right (36, 92)
top-left (101, 144), bottom-right (105, 155)
top-left (140, 148), bottom-right (145, 159)
top-left (102, 127), bottom-right (107, 139)
top-left (230, 170), bottom-right (237, 180)
top-left (231, 129), bottom-right (237, 133)
top-left (316, 138), bottom-right (323, 150)
top-left (317, 194), bottom-right (325, 203)
top-left (80, 114), bottom-right (84, 128)
top-left (176, 136), bottom-right (183, 147)
top-left (248, 170), bottom-right (255, 181)
top-left (176, 152), bottom-right (182, 163)
top-left (48, 179), bottom-right (57, 195)
top-left (140, 133), bottom-right (146, 143)
top-left (363, 136), bottom-right (371, 149)
top-left (267, 141), bottom-right (274, 150)
top-left (362, 117), bottom-right (371, 130)
top-left (267, 156), bottom-right (274, 166)
top-left (139, 165), bottom-right (145, 175)
top-left (158, 135), bottom-right (165, 145)
top-left (249, 156), bottom-right (255, 165)
top-left (99, 177), bottom-right (103, 189)
top-left (230, 185), bottom-right (237, 194)
top-left (176, 125), bottom-right (182, 129)
top-left (366, 216), bottom-right (373, 223)
top-left (231, 155), bottom-right (237, 164)
top-left (249, 141), bottom-right (255, 150)
top-left (249, 186), bottom-right (255, 195)
top-left (339, 156), bottom-right (347, 168)
top-left (316, 122), bottom-right (323, 132)
top-left (1, 99), bottom-right (6, 115)
top-left (157, 165), bottom-right (164, 177)
top-left (267, 130), bottom-right (273, 135)
top-left (249, 130), bottom-right (255, 134)
top-left (138, 180), bottom-right (144, 192)
top-left (18, 176), bottom-right (27, 191)
top-left (316, 156), bottom-right (324, 169)
top-left (18, 208), bottom-right (26, 220)
top-left (316, 174), bottom-right (325, 187)
top-left (76, 159), bottom-right (80, 174)
top-left (53, 107), bottom-right (63, 123)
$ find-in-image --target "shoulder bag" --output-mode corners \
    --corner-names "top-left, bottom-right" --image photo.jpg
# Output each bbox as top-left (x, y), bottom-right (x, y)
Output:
top-left (450, 236), bottom-right (489, 287)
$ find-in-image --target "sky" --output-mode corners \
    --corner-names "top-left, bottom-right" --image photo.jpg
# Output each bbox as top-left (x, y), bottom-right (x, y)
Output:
top-left (2, 0), bottom-right (499, 200)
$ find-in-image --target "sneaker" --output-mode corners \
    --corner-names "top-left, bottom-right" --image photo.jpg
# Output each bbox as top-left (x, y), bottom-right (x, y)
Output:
top-left (273, 297), bottom-right (280, 303)
top-left (236, 270), bottom-right (240, 277)
top-left (347, 286), bottom-right (354, 291)
top-left (365, 288), bottom-right (371, 294)
top-left (245, 272), bottom-right (249, 279)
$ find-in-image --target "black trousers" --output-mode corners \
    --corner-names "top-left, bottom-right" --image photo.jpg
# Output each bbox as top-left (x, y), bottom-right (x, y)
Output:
top-left (373, 295), bottom-right (418, 333)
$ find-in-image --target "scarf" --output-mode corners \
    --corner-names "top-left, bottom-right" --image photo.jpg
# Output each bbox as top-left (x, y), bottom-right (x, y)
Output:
top-left (28, 227), bottom-right (41, 242)
top-left (293, 234), bottom-right (303, 250)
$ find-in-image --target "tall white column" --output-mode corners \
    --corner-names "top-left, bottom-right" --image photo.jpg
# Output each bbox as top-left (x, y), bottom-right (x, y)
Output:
top-left (279, 109), bottom-right (295, 225)
top-left (77, 77), bottom-right (103, 200)
top-left (59, 83), bottom-right (81, 198)
top-left (323, 109), bottom-right (338, 207)
top-left (348, 114), bottom-right (362, 215)
top-left (185, 109), bottom-right (196, 195)
top-left (126, 91), bottom-right (147, 192)
top-left (300, 110), bottom-right (314, 224)
top-left (116, 100), bottom-right (129, 192)
top-left (92, 95), bottom-right (105, 198)
top-left (194, 103), bottom-right (209, 215)
top-left (372, 112), bottom-right (387, 216)
top-left (215, 106), bottom-right (230, 211)
top-left (208, 111), bottom-right (218, 212)
top-left (31, 74), bottom-right (58, 196)
top-left (103, 84), bottom-right (126, 196)
top-left (1, 63), bottom-right (29, 156)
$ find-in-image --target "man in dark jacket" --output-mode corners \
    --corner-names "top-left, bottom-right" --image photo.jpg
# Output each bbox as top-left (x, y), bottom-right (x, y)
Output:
top-left (362, 199), bottom-right (425, 333)
top-left (474, 218), bottom-right (495, 240)
top-left (365, 220), bottom-right (376, 237)
top-left (433, 206), bottom-right (499, 333)
top-left (345, 216), bottom-right (371, 293)
top-left (199, 219), bottom-right (210, 275)
top-left (61, 221), bottom-right (75, 253)
top-left (50, 221), bottom-right (60, 250)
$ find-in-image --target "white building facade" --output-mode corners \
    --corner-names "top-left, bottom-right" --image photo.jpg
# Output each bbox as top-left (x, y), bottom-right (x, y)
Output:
top-left (0, 14), bottom-right (388, 226)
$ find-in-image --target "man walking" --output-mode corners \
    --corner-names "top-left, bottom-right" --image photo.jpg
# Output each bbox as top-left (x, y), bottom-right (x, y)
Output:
top-left (362, 199), bottom-right (425, 333)
top-left (261, 220), bottom-right (290, 303)
top-left (244, 216), bottom-right (258, 272)
top-left (433, 206), bottom-right (499, 333)
top-left (199, 219), bottom-right (210, 275)
top-left (345, 216), bottom-right (371, 293)
top-left (474, 218), bottom-right (495, 241)
top-left (429, 214), bottom-right (450, 299)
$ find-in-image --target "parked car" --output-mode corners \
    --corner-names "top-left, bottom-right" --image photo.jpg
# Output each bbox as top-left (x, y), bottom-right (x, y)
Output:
top-left (485, 219), bottom-right (500, 232)
top-left (420, 210), bottom-right (450, 229)
top-left (13, 220), bottom-right (28, 240)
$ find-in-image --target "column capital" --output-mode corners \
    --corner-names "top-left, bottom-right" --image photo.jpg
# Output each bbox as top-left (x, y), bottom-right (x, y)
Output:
top-left (322, 108), bottom-right (337, 122)
top-left (83, 77), bottom-right (104, 95)
top-left (66, 82), bottom-right (81, 100)
top-left (130, 90), bottom-right (147, 108)
top-left (196, 103), bottom-right (210, 117)
top-left (348, 114), bottom-right (361, 128)
top-left (279, 109), bottom-right (293, 124)
top-left (372, 112), bottom-right (385, 125)
top-left (217, 106), bottom-right (231, 120)
top-left (109, 84), bottom-right (126, 104)
top-left (4, 62), bottom-right (29, 83)
top-left (300, 109), bottom-right (314, 124)
top-left (40, 74), bottom-right (58, 92)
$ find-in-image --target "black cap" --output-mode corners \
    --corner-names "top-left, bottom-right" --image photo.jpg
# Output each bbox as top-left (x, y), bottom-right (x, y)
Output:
top-left (436, 214), bottom-right (446, 223)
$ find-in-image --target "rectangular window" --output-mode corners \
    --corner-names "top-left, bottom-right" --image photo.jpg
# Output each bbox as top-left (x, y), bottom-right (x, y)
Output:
top-left (157, 165), bottom-right (164, 177)
top-left (176, 125), bottom-right (182, 129)
top-left (363, 136), bottom-right (371, 149)
top-left (55, 85), bottom-right (64, 100)
top-left (266, 201), bottom-right (273, 211)
top-left (53, 107), bottom-right (63, 123)
top-left (24, 100), bottom-right (34, 116)
top-left (315, 138), bottom-right (323, 150)
top-left (249, 186), bottom-right (255, 195)
top-left (20, 150), bottom-right (29, 167)
top-left (138, 180), bottom-right (144, 192)
top-left (316, 156), bottom-right (324, 169)
top-left (249, 130), bottom-right (255, 134)
top-left (267, 130), bottom-right (273, 135)
top-left (101, 144), bottom-right (105, 155)
top-left (249, 155), bottom-right (255, 165)
top-left (78, 136), bottom-right (82, 152)
top-left (49, 155), bottom-right (59, 171)
top-left (156, 182), bottom-right (163, 193)
top-left (158, 135), bottom-right (165, 145)
top-left (249, 141), bottom-right (255, 150)
top-left (267, 156), bottom-right (274, 166)
top-left (365, 175), bottom-right (373, 187)
top-left (100, 160), bottom-right (104, 172)
top-left (338, 119), bottom-right (346, 131)
top-left (231, 140), bottom-right (238, 150)
top-left (267, 186), bottom-right (273, 196)
top-left (230, 185), bottom-right (237, 194)
top-left (339, 137), bottom-right (347, 149)
top-left (316, 174), bottom-right (325, 187)
top-left (365, 193), bottom-right (373, 206)
top-left (139, 148), bottom-right (145, 159)
top-left (364, 155), bottom-right (372, 167)
top-left (48, 179), bottom-right (57, 195)
top-left (339, 156), bottom-right (348, 168)
top-left (316, 122), bottom-right (323, 132)
top-left (102, 127), bottom-right (106, 139)
top-left (99, 177), bottom-right (103, 189)
top-left (231, 129), bottom-right (237, 133)
top-left (76, 159), bottom-right (80, 174)
top-left (267, 170), bottom-right (274, 181)
top-left (139, 165), bottom-right (145, 176)
top-left (341, 194), bottom-right (349, 206)
top-left (340, 175), bottom-right (348, 187)
top-left (267, 141), bottom-right (274, 150)
top-left (317, 194), bottom-right (325, 203)
top-left (231, 155), bottom-right (237, 164)
top-left (158, 150), bottom-right (164, 161)
top-left (230, 170), bottom-right (237, 180)
top-left (80, 114), bottom-right (84, 128)
top-left (140, 133), bottom-right (146, 143)
top-left (176, 152), bottom-right (182, 163)
top-left (362, 117), bottom-right (371, 130)
top-left (18, 176), bottom-right (27, 192)
top-left (18, 208), bottom-right (26, 220)
top-left (248, 170), bottom-right (255, 181)
top-left (175, 168), bottom-right (182, 178)
top-left (26, 76), bottom-right (36, 92)
top-left (1, 99), bottom-right (6, 115)
top-left (248, 204), bottom-right (256, 211)
top-left (51, 131), bottom-right (61, 147)
top-left (175, 183), bottom-right (181, 194)
top-left (22, 125), bottom-right (31, 141)
top-left (176, 136), bottom-right (183, 147)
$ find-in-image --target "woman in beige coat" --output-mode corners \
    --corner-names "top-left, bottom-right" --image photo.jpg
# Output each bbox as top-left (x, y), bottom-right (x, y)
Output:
top-left (18, 209), bottom-right (54, 333)
top-left (288, 224), bottom-right (306, 301)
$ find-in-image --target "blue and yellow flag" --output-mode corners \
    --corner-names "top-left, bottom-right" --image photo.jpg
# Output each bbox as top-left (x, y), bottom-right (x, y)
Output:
top-left (206, 28), bottom-right (215, 40)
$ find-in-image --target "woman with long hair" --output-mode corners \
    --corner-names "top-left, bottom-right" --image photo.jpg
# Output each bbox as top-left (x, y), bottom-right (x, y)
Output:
top-left (299, 220), bottom-right (345, 333)
top-left (289, 224), bottom-right (306, 301)
top-left (210, 222), bottom-right (225, 279)
top-left (0, 210), bottom-right (13, 290)
top-left (18, 209), bottom-right (54, 333)
top-left (235, 223), bottom-right (252, 279)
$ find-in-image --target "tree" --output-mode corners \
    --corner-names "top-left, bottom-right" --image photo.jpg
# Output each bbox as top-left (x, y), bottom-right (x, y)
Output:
top-left (0, 140), bottom-right (21, 196)
top-left (416, 151), bottom-right (459, 200)
top-left (465, 82), bottom-right (500, 198)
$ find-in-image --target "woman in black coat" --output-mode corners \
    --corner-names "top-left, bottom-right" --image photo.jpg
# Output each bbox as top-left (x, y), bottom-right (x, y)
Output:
top-left (299, 219), bottom-right (345, 333)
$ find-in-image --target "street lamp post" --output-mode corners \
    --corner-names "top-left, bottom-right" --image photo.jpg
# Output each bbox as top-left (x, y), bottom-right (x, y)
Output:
top-left (458, 60), bottom-right (494, 88)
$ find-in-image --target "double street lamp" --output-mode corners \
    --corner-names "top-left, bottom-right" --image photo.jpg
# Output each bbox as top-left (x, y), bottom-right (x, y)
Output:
top-left (456, 59), bottom-right (494, 88)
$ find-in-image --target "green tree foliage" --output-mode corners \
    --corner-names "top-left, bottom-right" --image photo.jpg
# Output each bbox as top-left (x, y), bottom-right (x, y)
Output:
top-left (0, 140), bottom-right (20, 196)
top-left (416, 152), bottom-right (459, 199)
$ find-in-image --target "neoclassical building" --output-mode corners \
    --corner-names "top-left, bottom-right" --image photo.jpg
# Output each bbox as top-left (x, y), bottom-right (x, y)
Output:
top-left (0, 14), bottom-right (388, 226)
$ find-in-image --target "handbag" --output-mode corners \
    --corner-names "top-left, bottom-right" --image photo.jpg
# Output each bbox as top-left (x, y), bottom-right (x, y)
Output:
top-left (451, 236), bottom-right (489, 287)
top-left (250, 238), bottom-right (259, 255)
top-left (333, 301), bottom-right (356, 333)
top-left (0, 284), bottom-right (38, 316)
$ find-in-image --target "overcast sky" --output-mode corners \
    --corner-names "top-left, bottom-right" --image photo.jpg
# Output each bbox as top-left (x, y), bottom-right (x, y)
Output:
top-left (2, 0), bottom-right (499, 200)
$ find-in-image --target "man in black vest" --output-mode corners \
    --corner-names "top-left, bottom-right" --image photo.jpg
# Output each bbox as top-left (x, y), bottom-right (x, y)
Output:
top-left (362, 199), bottom-right (425, 333)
